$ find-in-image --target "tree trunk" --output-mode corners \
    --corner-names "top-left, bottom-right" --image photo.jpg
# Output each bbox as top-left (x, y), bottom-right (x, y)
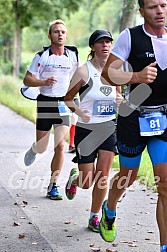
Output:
top-left (119, 0), bottom-right (138, 32)
top-left (13, 24), bottom-right (21, 77)
top-left (6, 37), bottom-right (13, 62)
top-left (2, 37), bottom-right (12, 62)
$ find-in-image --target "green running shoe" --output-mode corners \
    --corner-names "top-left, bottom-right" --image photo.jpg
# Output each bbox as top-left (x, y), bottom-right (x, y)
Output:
top-left (99, 200), bottom-right (116, 242)
top-left (65, 168), bottom-right (79, 200)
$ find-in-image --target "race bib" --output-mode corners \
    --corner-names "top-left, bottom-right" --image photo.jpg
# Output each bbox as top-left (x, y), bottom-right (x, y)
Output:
top-left (93, 100), bottom-right (116, 116)
top-left (139, 111), bottom-right (167, 136)
top-left (58, 101), bottom-right (72, 116)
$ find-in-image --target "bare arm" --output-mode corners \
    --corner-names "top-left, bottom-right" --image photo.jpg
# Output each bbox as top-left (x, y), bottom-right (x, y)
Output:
top-left (116, 85), bottom-right (124, 107)
top-left (23, 71), bottom-right (56, 87)
top-left (64, 64), bottom-right (90, 122)
top-left (102, 54), bottom-right (157, 86)
top-left (116, 85), bottom-right (122, 94)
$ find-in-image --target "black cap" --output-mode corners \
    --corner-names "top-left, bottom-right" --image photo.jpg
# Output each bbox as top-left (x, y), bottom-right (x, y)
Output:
top-left (89, 29), bottom-right (113, 47)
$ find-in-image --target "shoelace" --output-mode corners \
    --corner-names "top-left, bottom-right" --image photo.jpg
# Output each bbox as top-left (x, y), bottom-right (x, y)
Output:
top-left (48, 183), bottom-right (59, 191)
top-left (52, 183), bottom-right (59, 189)
top-left (105, 216), bottom-right (115, 230)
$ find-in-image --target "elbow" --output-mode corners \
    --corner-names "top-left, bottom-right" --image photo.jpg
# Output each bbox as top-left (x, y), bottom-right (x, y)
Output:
top-left (23, 76), bottom-right (27, 85)
top-left (64, 95), bottom-right (71, 108)
top-left (23, 72), bottom-right (31, 86)
top-left (64, 96), bottom-right (75, 112)
top-left (64, 95), bottom-right (68, 103)
top-left (23, 71), bottom-right (35, 87)
top-left (64, 95), bottom-right (69, 107)
top-left (64, 92), bottom-right (72, 103)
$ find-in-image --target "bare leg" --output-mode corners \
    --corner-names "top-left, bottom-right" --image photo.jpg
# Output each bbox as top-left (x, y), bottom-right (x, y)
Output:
top-left (33, 130), bottom-right (50, 153)
top-left (99, 165), bottom-right (139, 241)
top-left (91, 150), bottom-right (115, 213)
top-left (153, 163), bottom-right (167, 245)
top-left (108, 166), bottom-right (139, 210)
top-left (77, 163), bottom-right (94, 189)
top-left (50, 125), bottom-right (69, 183)
top-left (24, 130), bottom-right (50, 166)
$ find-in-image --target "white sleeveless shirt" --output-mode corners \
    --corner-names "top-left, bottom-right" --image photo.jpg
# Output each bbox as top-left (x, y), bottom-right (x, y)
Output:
top-left (78, 61), bottom-right (116, 124)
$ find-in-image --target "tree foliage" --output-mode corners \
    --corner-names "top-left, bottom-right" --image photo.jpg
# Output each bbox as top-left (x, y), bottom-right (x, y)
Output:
top-left (0, 0), bottom-right (14, 63)
top-left (0, 0), bottom-right (139, 77)
top-left (0, 0), bottom-right (84, 77)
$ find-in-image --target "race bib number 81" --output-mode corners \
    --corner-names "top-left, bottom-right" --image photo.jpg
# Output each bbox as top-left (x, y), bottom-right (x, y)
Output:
top-left (139, 111), bottom-right (167, 136)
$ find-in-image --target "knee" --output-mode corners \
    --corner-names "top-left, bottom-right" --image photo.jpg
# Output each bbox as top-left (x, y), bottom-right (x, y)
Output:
top-left (79, 179), bottom-right (93, 189)
top-left (55, 142), bottom-right (65, 153)
top-left (78, 175), bottom-right (94, 189)
top-left (98, 169), bottom-right (110, 178)
top-left (157, 179), bottom-right (167, 199)
top-left (95, 170), bottom-right (109, 189)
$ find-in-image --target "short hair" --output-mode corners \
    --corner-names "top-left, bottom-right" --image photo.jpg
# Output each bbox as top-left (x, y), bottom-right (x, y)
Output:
top-left (138, 0), bottom-right (144, 8)
top-left (48, 19), bottom-right (66, 35)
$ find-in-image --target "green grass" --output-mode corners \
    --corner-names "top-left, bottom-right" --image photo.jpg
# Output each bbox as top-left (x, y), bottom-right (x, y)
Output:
top-left (78, 46), bottom-right (90, 64)
top-left (137, 149), bottom-right (155, 189)
top-left (0, 75), bottom-right (36, 122)
top-left (111, 149), bottom-right (155, 190)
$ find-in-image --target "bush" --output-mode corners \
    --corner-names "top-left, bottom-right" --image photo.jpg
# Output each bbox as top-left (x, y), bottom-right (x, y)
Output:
top-left (0, 60), bottom-right (13, 75)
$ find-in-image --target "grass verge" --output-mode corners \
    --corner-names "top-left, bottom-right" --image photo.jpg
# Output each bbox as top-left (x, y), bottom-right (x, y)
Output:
top-left (0, 75), bottom-right (36, 122)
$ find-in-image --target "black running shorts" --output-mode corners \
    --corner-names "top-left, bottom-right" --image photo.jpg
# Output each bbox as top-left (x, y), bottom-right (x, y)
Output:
top-left (36, 94), bottom-right (70, 131)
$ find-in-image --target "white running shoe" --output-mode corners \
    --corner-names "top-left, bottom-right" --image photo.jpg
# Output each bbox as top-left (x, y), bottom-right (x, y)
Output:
top-left (24, 147), bottom-right (36, 166)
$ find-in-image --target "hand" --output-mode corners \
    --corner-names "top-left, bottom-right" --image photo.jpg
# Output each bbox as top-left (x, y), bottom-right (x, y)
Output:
top-left (44, 76), bottom-right (57, 86)
top-left (116, 92), bottom-right (124, 107)
top-left (137, 61), bottom-right (157, 84)
top-left (81, 110), bottom-right (91, 123)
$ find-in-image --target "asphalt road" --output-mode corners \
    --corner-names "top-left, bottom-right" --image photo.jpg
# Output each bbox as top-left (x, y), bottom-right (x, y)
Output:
top-left (0, 103), bottom-right (159, 252)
